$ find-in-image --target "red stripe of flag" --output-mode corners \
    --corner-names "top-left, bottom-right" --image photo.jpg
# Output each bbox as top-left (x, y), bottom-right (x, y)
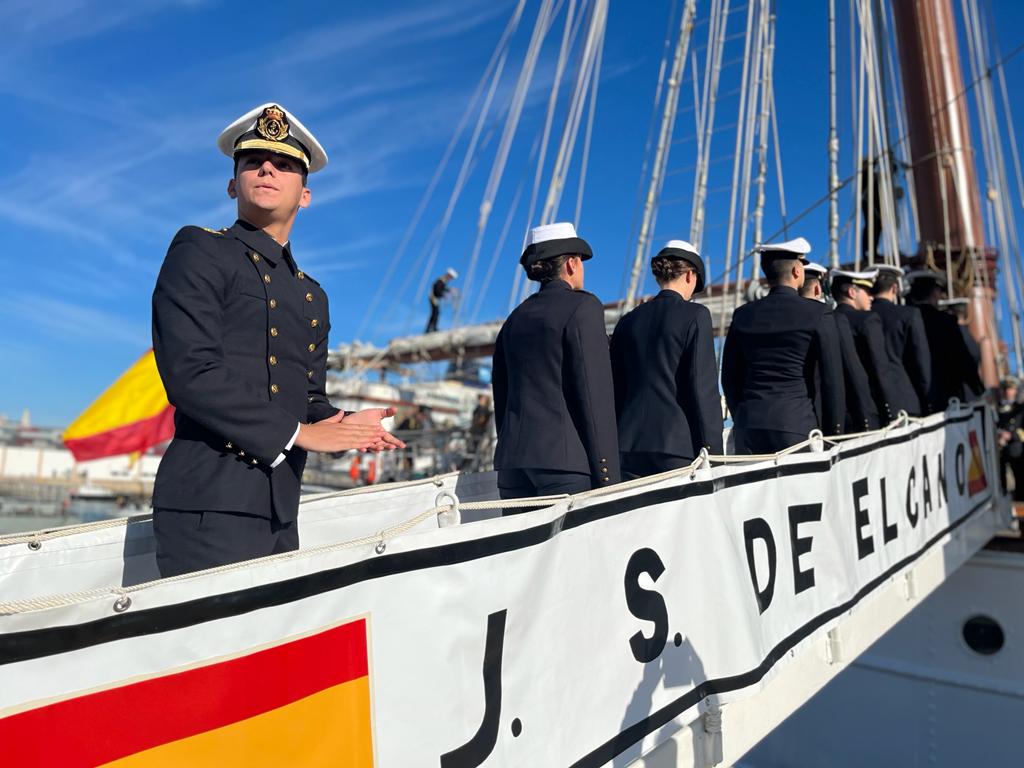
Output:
top-left (64, 406), bottom-right (175, 462)
top-left (1, 618), bottom-right (368, 768)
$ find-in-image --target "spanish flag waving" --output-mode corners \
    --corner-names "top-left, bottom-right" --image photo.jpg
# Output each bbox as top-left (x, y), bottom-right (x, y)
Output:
top-left (63, 349), bottom-right (175, 461)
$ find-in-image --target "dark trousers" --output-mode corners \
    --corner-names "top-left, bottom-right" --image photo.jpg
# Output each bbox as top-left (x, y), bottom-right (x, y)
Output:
top-left (733, 428), bottom-right (808, 455)
top-left (621, 451), bottom-right (691, 480)
top-left (496, 468), bottom-right (591, 512)
top-left (153, 508), bottom-right (299, 578)
top-left (425, 301), bottom-right (440, 333)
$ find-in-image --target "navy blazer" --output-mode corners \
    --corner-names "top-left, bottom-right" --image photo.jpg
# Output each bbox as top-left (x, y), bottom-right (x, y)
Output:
top-left (834, 312), bottom-right (880, 432)
top-left (835, 304), bottom-right (900, 424)
top-left (722, 286), bottom-right (845, 437)
top-left (151, 220), bottom-right (338, 522)
top-left (914, 303), bottom-right (984, 411)
top-left (492, 280), bottom-right (621, 487)
top-left (610, 290), bottom-right (724, 459)
top-left (871, 298), bottom-right (931, 415)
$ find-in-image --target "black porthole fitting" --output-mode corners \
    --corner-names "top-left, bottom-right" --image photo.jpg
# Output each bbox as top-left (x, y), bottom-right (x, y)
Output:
top-left (962, 615), bottom-right (1005, 656)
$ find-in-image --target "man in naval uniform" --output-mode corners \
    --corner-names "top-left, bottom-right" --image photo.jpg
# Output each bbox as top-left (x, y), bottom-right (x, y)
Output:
top-left (722, 237), bottom-right (844, 454)
top-left (942, 298), bottom-right (983, 403)
top-left (905, 270), bottom-right (984, 412)
top-left (491, 222), bottom-right (620, 498)
top-left (151, 104), bottom-right (403, 577)
top-left (610, 240), bottom-right (723, 479)
top-left (801, 262), bottom-right (879, 432)
top-left (831, 269), bottom-right (900, 425)
top-left (870, 264), bottom-right (931, 415)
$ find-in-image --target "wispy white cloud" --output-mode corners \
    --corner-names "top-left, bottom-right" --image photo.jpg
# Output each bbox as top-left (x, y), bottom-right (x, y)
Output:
top-left (0, 0), bottom-right (210, 55)
top-left (2, 296), bottom-right (149, 348)
top-left (281, 1), bottom-right (509, 68)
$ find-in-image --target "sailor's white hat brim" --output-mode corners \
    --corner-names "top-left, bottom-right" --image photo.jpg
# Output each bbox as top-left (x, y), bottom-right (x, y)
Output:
top-left (830, 267), bottom-right (878, 288)
top-left (217, 103), bottom-right (328, 173)
top-left (803, 261), bottom-right (828, 276)
top-left (521, 222), bottom-right (592, 266)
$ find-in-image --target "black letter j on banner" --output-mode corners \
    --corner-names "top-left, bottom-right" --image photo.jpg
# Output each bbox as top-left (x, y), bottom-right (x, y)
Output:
top-left (440, 610), bottom-right (507, 767)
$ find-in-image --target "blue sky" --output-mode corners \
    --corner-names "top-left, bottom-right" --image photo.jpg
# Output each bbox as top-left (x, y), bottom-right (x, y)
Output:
top-left (4, 0), bottom-right (1024, 427)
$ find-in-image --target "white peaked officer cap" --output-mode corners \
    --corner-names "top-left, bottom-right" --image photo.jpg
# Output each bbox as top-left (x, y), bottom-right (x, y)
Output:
top-left (873, 264), bottom-right (904, 277)
top-left (755, 236), bottom-right (812, 270)
top-left (520, 222), bottom-right (593, 267)
top-left (829, 268), bottom-right (878, 289)
top-left (903, 268), bottom-right (948, 288)
top-left (217, 103), bottom-right (328, 173)
top-left (445, 267), bottom-right (459, 279)
top-left (653, 240), bottom-right (706, 294)
top-left (803, 262), bottom-right (829, 277)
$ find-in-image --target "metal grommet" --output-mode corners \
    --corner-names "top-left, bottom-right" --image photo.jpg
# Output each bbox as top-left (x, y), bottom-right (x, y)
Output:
top-left (374, 541), bottom-right (386, 555)
top-left (435, 491), bottom-right (461, 528)
top-left (27, 540), bottom-right (42, 551)
top-left (808, 428), bottom-right (825, 454)
top-left (113, 595), bottom-right (132, 613)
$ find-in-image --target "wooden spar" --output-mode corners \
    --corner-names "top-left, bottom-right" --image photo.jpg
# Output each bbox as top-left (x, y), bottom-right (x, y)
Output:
top-left (890, 0), bottom-right (999, 387)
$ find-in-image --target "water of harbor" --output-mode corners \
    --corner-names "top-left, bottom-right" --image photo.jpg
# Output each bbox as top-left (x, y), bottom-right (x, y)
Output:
top-left (0, 497), bottom-right (81, 535)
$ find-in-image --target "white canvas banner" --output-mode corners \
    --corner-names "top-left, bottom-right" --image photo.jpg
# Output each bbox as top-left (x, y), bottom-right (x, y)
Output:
top-left (0, 404), bottom-right (998, 767)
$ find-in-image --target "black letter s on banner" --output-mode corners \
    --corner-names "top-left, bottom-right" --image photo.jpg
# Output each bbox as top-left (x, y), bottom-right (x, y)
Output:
top-left (624, 548), bottom-right (670, 663)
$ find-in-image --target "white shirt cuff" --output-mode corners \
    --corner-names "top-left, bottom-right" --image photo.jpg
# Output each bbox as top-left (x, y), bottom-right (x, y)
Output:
top-left (270, 423), bottom-right (301, 468)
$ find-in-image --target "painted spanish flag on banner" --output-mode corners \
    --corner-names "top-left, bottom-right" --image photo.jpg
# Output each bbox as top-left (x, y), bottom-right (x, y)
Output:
top-left (0, 618), bottom-right (374, 767)
top-left (63, 349), bottom-right (175, 461)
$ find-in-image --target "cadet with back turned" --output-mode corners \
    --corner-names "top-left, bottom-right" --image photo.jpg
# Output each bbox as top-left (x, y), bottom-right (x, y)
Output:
top-left (722, 237), bottom-right (845, 454)
top-left (611, 240), bottom-right (723, 478)
top-left (801, 262), bottom-right (879, 432)
top-left (870, 264), bottom-right (931, 415)
top-left (491, 223), bottom-right (620, 499)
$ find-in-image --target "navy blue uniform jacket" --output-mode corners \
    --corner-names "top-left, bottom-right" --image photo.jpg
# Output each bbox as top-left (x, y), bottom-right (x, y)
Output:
top-left (492, 280), bottom-right (621, 488)
top-left (835, 304), bottom-right (900, 424)
top-left (610, 290), bottom-right (724, 459)
top-left (916, 303), bottom-right (984, 412)
top-left (834, 312), bottom-right (880, 432)
top-left (722, 286), bottom-right (845, 437)
top-left (870, 298), bottom-right (931, 415)
top-left (151, 220), bottom-right (338, 523)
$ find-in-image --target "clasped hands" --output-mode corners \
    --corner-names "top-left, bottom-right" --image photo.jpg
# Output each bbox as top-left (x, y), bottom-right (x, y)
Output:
top-left (295, 408), bottom-right (406, 454)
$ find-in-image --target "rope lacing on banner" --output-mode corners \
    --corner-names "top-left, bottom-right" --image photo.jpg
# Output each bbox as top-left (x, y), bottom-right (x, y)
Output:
top-left (0, 402), bottom-right (980, 616)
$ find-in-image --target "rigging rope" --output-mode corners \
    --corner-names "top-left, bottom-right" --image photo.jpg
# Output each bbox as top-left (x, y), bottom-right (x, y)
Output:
top-left (624, 0), bottom-right (698, 310)
top-left (354, 0), bottom-right (527, 341)
top-left (456, 0), bottom-right (561, 326)
top-left (509, 0), bottom-right (589, 312)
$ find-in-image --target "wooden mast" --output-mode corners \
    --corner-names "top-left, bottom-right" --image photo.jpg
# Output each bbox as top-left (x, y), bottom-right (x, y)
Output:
top-left (890, 0), bottom-right (999, 387)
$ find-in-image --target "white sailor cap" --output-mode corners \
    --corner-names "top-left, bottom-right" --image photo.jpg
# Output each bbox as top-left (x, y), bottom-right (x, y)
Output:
top-left (756, 237), bottom-right (812, 268)
top-left (217, 103), bottom-right (328, 173)
top-left (829, 268), bottom-right (878, 289)
top-left (445, 267), bottom-right (459, 279)
top-left (872, 264), bottom-right (904, 277)
top-left (904, 269), bottom-right (948, 288)
top-left (938, 297), bottom-right (970, 308)
top-left (653, 240), bottom-right (706, 293)
top-left (520, 222), bottom-right (593, 266)
top-left (803, 261), bottom-right (828, 277)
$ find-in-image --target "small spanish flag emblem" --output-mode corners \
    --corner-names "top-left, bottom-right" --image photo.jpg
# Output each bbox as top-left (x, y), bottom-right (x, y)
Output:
top-left (0, 618), bottom-right (374, 767)
top-left (968, 430), bottom-right (988, 496)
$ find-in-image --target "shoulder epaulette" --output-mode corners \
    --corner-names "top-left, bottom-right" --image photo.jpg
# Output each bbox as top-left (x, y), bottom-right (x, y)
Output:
top-left (198, 226), bottom-right (227, 235)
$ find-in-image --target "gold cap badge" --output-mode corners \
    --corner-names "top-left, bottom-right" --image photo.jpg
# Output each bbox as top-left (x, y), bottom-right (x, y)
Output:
top-left (255, 105), bottom-right (290, 142)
